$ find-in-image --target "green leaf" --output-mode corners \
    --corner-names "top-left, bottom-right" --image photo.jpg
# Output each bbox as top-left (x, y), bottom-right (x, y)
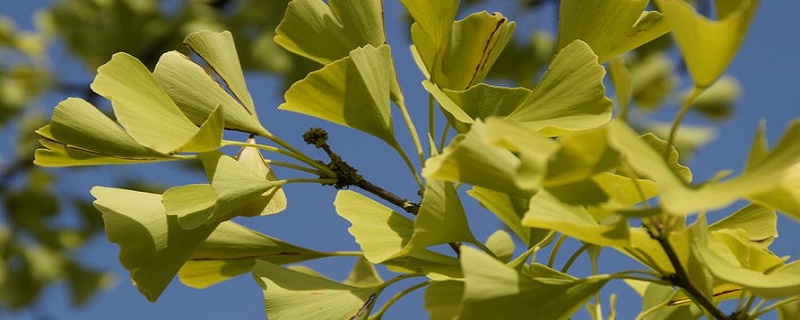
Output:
top-left (483, 117), bottom-right (561, 191)
top-left (162, 184), bottom-right (218, 230)
top-left (333, 190), bottom-right (457, 267)
top-left (467, 187), bottom-right (534, 246)
top-left (179, 221), bottom-right (327, 289)
top-left (692, 219), bottom-right (800, 299)
top-left (430, 83), bottom-right (531, 133)
top-left (35, 98), bottom-right (172, 166)
top-left (153, 51), bottom-right (267, 135)
top-left (91, 187), bottom-right (217, 301)
top-left (507, 40), bottom-right (613, 136)
top-left (409, 180), bottom-right (477, 248)
top-left (458, 246), bottom-right (609, 320)
top-left (199, 152), bottom-right (278, 218)
top-left (228, 137), bottom-right (287, 217)
top-left (608, 119), bottom-right (800, 215)
top-left (343, 257), bottom-right (383, 288)
top-left (557, 0), bottom-right (670, 62)
top-left (544, 127), bottom-right (619, 187)
top-left (401, 0), bottom-right (459, 64)
top-left (425, 281), bottom-right (464, 320)
top-left (608, 56), bottom-right (633, 115)
top-left (485, 230), bottom-right (514, 263)
top-left (522, 191), bottom-right (630, 247)
top-left (279, 45), bottom-right (397, 145)
top-left (422, 121), bottom-right (525, 197)
top-left (178, 105), bottom-right (224, 153)
top-left (252, 260), bottom-right (379, 320)
top-left (274, 0), bottom-right (386, 65)
top-left (709, 203), bottom-right (777, 246)
top-left (90, 53), bottom-right (200, 154)
top-left (183, 31), bottom-right (256, 115)
top-left (413, 11), bottom-right (515, 89)
top-left (655, 0), bottom-right (758, 87)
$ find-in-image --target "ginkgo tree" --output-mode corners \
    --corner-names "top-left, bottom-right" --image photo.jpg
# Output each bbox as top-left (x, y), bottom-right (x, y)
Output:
top-left (32, 0), bottom-right (800, 319)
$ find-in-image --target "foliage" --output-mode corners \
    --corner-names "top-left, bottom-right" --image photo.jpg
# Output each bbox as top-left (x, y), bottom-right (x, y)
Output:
top-left (6, 0), bottom-right (799, 319)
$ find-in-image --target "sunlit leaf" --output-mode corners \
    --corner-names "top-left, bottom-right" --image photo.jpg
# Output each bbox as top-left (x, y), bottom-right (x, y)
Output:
top-left (709, 203), bottom-right (777, 247)
top-left (343, 257), bottom-right (383, 288)
top-left (458, 247), bottom-right (609, 320)
top-left (279, 45), bottom-right (397, 145)
top-left (179, 221), bottom-right (327, 289)
top-left (199, 152), bottom-right (278, 219)
top-left (655, 0), bottom-right (759, 87)
top-left (431, 83), bottom-right (531, 133)
top-left (401, 0), bottom-right (459, 66)
top-left (607, 119), bottom-right (800, 215)
top-left (608, 56), bottom-right (632, 115)
top-left (34, 98), bottom-right (172, 166)
top-left (90, 53), bottom-right (200, 154)
top-left (423, 122), bottom-right (525, 197)
top-left (522, 191), bottom-right (630, 247)
top-left (91, 187), bottom-right (217, 301)
top-left (183, 31), bottom-right (257, 115)
top-left (425, 280), bottom-right (464, 320)
top-left (274, 0), bottom-right (385, 65)
top-left (413, 11), bottom-right (514, 89)
top-left (507, 40), bottom-right (613, 136)
top-left (153, 51), bottom-right (267, 135)
top-left (467, 187), bottom-right (531, 245)
top-left (409, 180), bottom-right (477, 248)
top-left (179, 105), bottom-right (224, 153)
top-left (228, 137), bottom-right (287, 217)
top-left (162, 184), bottom-right (218, 230)
top-left (557, 0), bottom-right (670, 62)
top-left (252, 260), bottom-right (380, 320)
top-left (485, 230), bottom-right (514, 263)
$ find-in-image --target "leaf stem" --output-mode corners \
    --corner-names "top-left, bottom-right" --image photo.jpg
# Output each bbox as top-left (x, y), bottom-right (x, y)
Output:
top-left (561, 243), bottom-right (590, 273)
top-left (264, 159), bottom-right (322, 175)
top-left (325, 251), bottom-right (364, 257)
top-left (394, 98), bottom-right (426, 169)
top-left (370, 281), bottom-right (431, 319)
top-left (428, 93), bottom-right (436, 156)
top-left (380, 273), bottom-right (424, 289)
top-left (438, 120), bottom-right (451, 152)
top-left (548, 234), bottom-right (566, 268)
top-left (750, 296), bottom-right (800, 318)
top-left (391, 143), bottom-right (424, 190)
top-left (664, 87), bottom-right (704, 160)
top-left (261, 134), bottom-right (337, 177)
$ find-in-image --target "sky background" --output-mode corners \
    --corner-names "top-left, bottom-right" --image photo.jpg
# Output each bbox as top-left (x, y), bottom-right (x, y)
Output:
top-left (1, 1), bottom-right (799, 319)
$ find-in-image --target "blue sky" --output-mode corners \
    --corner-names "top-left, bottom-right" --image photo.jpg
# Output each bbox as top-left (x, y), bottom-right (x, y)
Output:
top-left (1, 1), bottom-right (799, 319)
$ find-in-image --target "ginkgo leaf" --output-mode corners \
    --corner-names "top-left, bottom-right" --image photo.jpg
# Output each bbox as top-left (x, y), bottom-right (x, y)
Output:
top-left (608, 119), bottom-right (800, 215)
top-left (483, 117), bottom-right (560, 191)
top-left (279, 45), bottom-right (396, 145)
top-left (425, 281), bottom-right (464, 320)
top-left (274, 0), bottom-right (385, 65)
top-left (544, 127), bottom-right (618, 187)
top-left (608, 56), bottom-right (633, 115)
top-left (458, 246), bottom-right (610, 320)
top-left (153, 51), bottom-right (267, 135)
top-left (655, 0), bottom-right (758, 88)
top-left (401, 0), bottom-right (459, 62)
top-left (408, 180), bottom-right (477, 249)
top-left (90, 52), bottom-right (200, 154)
top-left (485, 230), bottom-right (514, 263)
top-left (199, 152), bottom-right (278, 218)
top-left (507, 40), bottom-right (613, 136)
top-left (467, 186), bottom-right (531, 245)
top-left (343, 257), bottom-right (383, 288)
top-left (227, 137), bottom-right (287, 217)
top-left (162, 184), bottom-right (218, 230)
top-left (557, 0), bottom-right (670, 62)
top-left (35, 98), bottom-right (173, 166)
top-left (179, 221), bottom-right (327, 289)
top-left (423, 121), bottom-right (526, 197)
top-left (522, 191), bottom-right (630, 247)
top-left (91, 187), bottom-right (218, 301)
top-left (183, 31), bottom-right (256, 115)
top-left (252, 260), bottom-right (380, 320)
top-left (333, 190), bottom-right (459, 268)
top-left (691, 217), bottom-right (800, 299)
top-left (178, 105), bottom-right (224, 153)
top-left (429, 83), bottom-right (531, 133)
top-left (413, 11), bottom-right (515, 89)
top-left (709, 203), bottom-right (777, 246)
